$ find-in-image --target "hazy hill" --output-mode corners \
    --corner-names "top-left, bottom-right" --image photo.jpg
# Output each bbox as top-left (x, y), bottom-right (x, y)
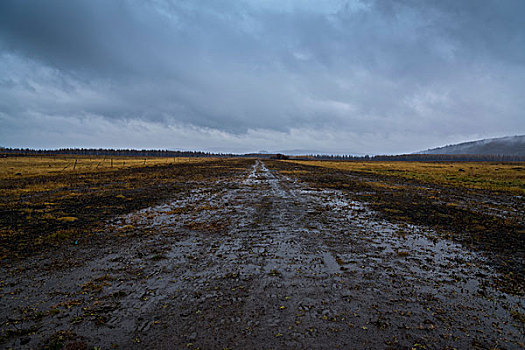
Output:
top-left (419, 135), bottom-right (525, 156)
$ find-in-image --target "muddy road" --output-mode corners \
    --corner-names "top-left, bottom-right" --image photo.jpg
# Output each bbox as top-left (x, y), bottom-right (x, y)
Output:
top-left (1, 160), bottom-right (524, 349)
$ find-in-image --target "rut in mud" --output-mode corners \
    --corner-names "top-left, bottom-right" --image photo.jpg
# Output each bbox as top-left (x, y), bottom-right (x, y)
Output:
top-left (1, 160), bottom-right (523, 349)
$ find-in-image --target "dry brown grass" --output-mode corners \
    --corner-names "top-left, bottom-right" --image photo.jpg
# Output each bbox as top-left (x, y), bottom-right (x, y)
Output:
top-left (0, 156), bottom-right (250, 259)
top-left (0, 155), bottom-right (209, 179)
top-left (287, 160), bottom-right (525, 194)
top-left (266, 159), bottom-right (525, 295)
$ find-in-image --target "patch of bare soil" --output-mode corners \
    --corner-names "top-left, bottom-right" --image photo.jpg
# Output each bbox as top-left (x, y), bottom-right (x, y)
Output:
top-left (1, 161), bottom-right (523, 349)
top-left (266, 160), bottom-right (525, 296)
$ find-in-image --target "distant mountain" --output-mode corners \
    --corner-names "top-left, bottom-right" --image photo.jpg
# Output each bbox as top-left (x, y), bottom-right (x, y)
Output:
top-left (418, 135), bottom-right (525, 156)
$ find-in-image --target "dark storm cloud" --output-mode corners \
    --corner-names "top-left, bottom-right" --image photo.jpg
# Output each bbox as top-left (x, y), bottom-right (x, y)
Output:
top-left (1, 0), bottom-right (524, 153)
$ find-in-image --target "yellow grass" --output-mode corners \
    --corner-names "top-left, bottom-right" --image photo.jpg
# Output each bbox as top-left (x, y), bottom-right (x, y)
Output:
top-left (0, 155), bottom-right (211, 179)
top-left (286, 160), bottom-right (525, 194)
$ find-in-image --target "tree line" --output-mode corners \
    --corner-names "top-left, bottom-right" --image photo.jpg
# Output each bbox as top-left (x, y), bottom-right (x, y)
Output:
top-left (302, 153), bottom-right (525, 162)
top-left (1, 148), bottom-right (523, 162)
top-left (0, 148), bottom-right (242, 158)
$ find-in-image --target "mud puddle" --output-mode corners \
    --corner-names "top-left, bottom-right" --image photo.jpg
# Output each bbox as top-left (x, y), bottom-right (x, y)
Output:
top-left (1, 161), bottom-right (523, 349)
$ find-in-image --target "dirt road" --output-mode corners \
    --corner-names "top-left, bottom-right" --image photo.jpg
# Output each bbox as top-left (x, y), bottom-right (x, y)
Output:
top-left (1, 161), bottom-right (523, 349)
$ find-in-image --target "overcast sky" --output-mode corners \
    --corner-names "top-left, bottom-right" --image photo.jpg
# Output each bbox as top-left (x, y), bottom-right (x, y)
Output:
top-left (1, 0), bottom-right (524, 154)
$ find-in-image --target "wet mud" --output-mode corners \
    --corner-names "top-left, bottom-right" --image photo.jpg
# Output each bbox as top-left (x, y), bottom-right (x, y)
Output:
top-left (1, 160), bottom-right (524, 349)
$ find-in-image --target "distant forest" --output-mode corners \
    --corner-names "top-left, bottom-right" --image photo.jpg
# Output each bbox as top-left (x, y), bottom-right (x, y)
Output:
top-left (306, 153), bottom-right (525, 162)
top-left (0, 148), bottom-right (239, 158)
top-left (1, 148), bottom-right (524, 162)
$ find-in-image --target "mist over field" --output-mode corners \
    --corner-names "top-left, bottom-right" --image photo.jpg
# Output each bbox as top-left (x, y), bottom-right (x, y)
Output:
top-left (1, 0), bottom-right (525, 153)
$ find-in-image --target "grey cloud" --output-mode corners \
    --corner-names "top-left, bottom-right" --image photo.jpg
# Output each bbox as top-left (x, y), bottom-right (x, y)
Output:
top-left (0, 0), bottom-right (524, 153)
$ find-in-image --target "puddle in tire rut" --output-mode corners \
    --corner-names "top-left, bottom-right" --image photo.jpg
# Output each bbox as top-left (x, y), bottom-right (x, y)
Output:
top-left (1, 160), bottom-right (524, 349)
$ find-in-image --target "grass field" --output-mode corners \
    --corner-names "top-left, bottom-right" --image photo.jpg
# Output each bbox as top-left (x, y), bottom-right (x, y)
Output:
top-left (1, 156), bottom-right (523, 287)
top-left (0, 155), bottom-right (208, 179)
top-left (287, 160), bottom-right (525, 194)
top-left (0, 157), bottom-right (524, 348)
top-left (268, 159), bottom-right (524, 295)
top-left (0, 155), bottom-right (247, 260)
